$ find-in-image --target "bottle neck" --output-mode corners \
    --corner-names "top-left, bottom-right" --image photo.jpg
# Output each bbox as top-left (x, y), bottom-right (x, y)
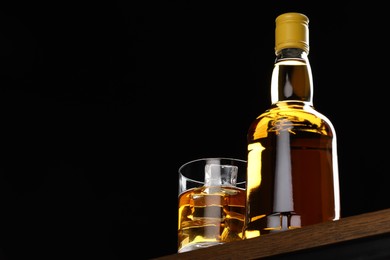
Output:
top-left (271, 48), bottom-right (313, 105)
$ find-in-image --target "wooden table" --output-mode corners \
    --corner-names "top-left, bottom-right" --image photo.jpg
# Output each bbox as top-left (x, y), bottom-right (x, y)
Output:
top-left (154, 208), bottom-right (390, 259)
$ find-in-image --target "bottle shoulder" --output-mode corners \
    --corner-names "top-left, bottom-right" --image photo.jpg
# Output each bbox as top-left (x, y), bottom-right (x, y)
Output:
top-left (248, 102), bottom-right (336, 140)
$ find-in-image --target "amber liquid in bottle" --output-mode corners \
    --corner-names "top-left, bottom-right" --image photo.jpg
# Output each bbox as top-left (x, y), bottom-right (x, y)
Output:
top-left (244, 13), bottom-right (340, 238)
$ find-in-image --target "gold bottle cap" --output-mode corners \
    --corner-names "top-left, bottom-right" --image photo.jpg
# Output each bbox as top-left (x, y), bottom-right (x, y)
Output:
top-left (275, 12), bottom-right (309, 54)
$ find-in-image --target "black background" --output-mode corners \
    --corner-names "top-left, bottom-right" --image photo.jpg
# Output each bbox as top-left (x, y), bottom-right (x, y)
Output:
top-left (1, 1), bottom-right (389, 259)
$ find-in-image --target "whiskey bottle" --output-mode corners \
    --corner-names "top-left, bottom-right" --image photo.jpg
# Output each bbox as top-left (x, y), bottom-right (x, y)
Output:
top-left (244, 12), bottom-right (340, 238)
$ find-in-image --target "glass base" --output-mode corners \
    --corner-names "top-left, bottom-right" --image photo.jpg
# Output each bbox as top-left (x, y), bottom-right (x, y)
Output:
top-left (178, 242), bottom-right (224, 253)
